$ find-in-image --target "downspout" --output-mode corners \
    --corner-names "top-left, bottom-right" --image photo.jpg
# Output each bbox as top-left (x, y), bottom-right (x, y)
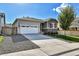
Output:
top-left (18, 20), bottom-right (20, 34)
top-left (47, 22), bottom-right (48, 33)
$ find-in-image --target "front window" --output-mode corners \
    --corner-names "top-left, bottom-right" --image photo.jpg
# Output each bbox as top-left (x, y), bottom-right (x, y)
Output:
top-left (49, 23), bottom-right (55, 28)
top-left (50, 23), bottom-right (53, 28)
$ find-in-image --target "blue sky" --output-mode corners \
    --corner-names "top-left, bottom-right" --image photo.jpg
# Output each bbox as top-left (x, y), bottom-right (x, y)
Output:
top-left (0, 3), bottom-right (79, 24)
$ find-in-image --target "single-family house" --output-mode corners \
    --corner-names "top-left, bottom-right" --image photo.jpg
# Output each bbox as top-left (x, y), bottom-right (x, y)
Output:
top-left (0, 13), bottom-right (5, 34)
top-left (12, 17), bottom-right (58, 35)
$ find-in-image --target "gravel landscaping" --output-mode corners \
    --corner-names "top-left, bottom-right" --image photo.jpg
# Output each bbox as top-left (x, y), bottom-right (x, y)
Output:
top-left (0, 35), bottom-right (40, 55)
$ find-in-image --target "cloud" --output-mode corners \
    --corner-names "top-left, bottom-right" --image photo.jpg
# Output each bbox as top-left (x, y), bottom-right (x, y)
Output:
top-left (52, 3), bottom-right (70, 13)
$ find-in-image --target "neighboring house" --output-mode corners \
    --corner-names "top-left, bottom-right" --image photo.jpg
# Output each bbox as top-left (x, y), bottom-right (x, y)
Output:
top-left (0, 13), bottom-right (5, 34)
top-left (70, 17), bottom-right (79, 30)
top-left (41, 18), bottom-right (58, 34)
top-left (12, 17), bottom-right (44, 34)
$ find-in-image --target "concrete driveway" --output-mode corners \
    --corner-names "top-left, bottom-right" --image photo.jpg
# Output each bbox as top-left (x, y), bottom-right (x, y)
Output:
top-left (32, 39), bottom-right (79, 56)
top-left (23, 34), bottom-right (52, 40)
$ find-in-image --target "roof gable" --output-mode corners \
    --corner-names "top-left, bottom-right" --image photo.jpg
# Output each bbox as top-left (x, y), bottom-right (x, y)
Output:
top-left (46, 18), bottom-right (58, 22)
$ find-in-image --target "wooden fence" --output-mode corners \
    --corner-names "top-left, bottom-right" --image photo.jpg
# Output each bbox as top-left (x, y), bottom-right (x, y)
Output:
top-left (58, 30), bottom-right (79, 36)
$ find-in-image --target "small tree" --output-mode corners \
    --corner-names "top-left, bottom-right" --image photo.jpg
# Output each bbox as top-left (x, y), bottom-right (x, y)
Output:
top-left (58, 5), bottom-right (76, 34)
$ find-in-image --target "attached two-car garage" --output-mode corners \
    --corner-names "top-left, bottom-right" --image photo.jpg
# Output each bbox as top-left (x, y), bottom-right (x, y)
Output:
top-left (19, 25), bottom-right (40, 34)
top-left (17, 21), bottom-right (41, 34)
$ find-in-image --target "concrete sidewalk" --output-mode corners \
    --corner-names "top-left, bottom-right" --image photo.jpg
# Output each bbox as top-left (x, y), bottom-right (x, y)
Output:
top-left (1, 48), bottom-right (48, 56)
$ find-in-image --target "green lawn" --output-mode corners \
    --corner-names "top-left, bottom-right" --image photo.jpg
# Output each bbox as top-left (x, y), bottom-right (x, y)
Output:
top-left (0, 36), bottom-right (4, 43)
top-left (48, 34), bottom-right (79, 42)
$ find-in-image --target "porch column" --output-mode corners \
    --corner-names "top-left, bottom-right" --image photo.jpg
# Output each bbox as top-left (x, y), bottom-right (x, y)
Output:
top-left (52, 23), bottom-right (55, 29)
top-left (47, 22), bottom-right (49, 29)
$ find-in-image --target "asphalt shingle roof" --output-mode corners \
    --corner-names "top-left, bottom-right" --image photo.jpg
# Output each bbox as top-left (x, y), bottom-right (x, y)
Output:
top-left (16, 17), bottom-right (44, 22)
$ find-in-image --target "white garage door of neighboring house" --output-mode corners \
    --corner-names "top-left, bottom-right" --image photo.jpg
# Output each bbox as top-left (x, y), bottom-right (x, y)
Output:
top-left (19, 25), bottom-right (40, 34)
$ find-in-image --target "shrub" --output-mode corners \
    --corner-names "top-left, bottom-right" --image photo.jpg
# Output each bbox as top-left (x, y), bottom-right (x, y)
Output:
top-left (50, 34), bottom-right (79, 42)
